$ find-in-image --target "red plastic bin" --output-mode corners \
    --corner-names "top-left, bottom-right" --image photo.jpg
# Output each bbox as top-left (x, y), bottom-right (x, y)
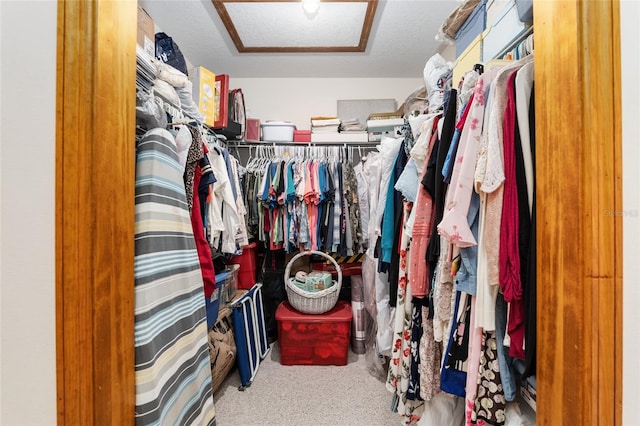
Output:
top-left (228, 242), bottom-right (257, 289)
top-left (276, 301), bottom-right (352, 366)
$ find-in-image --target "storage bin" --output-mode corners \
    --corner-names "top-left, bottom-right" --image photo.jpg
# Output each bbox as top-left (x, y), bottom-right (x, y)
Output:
top-left (205, 287), bottom-right (222, 328)
top-left (228, 242), bottom-right (258, 290)
top-left (217, 264), bottom-right (240, 304)
top-left (261, 121), bottom-right (296, 142)
top-left (482, 0), bottom-right (528, 61)
top-left (455, 0), bottom-right (486, 57)
top-left (276, 301), bottom-right (352, 366)
top-left (453, 31), bottom-right (486, 89)
top-left (246, 118), bottom-right (261, 141)
top-left (293, 129), bottom-right (311, 143)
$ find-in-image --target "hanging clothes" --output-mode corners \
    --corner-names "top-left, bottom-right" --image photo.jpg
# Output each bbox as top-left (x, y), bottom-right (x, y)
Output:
top-left (251, 150), bottom-right (364, 255)
top-left (134, 128), bottom-right (216, 426)
top-left (386, 201), bottom-right (426, 425)
top-left (185, 126), bottom-right (216, 298)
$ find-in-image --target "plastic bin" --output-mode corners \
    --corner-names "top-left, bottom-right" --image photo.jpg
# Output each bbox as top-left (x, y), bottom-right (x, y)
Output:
top-left (229, 242), bottom-right (258, 290)
top-left (261, 121), bottom-right (296, 142)
top-left (276, 301), bottom-right (352, 366)
top-left (219, 264), bottom-right (240, 304)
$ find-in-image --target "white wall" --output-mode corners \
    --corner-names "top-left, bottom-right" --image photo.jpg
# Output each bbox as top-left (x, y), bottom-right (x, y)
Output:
top-left (0, 1), bottom-right (58, 425)
top-left (621, 1), bottom-right (640, 424)
top-left (229, 77), bottom-right (424, 130)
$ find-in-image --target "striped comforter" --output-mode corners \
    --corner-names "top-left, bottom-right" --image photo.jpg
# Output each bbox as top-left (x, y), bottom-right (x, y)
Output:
top-left (134, 129), bottom-right (216, 425)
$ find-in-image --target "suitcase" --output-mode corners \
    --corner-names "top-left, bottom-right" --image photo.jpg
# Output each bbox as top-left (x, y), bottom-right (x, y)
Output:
top-left (230, 283), bottom-right (271, 390)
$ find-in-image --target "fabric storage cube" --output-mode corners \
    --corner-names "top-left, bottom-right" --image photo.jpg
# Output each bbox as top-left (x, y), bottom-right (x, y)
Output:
top-left (455, 0), bottom-right (486, 57)
top-left (276, 301), bottom-right (352, 366)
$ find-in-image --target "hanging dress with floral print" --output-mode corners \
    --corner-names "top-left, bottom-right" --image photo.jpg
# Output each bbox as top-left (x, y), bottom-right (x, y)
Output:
top-left (386, 200), bottom-right (425, 425)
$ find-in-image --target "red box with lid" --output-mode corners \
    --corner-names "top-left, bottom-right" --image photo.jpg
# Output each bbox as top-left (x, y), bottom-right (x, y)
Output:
top-left (293, 129), bottom-right (311, 143)
top-left (276, 301), bottom-right (352, 366)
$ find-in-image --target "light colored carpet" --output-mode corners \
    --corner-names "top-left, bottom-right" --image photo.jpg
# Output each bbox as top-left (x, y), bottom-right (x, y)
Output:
top-left (213, 343), bottom-right (401, 426)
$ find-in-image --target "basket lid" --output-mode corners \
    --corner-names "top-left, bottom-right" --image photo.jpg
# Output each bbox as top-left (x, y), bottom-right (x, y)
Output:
top-left (276, 301), bottom-right (352, 321)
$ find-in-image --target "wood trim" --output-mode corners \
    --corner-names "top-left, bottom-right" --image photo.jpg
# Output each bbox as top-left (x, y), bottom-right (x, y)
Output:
top-left (534, 0), bottom-right (622, 424)
top-left (55, 0), bottom-right (137, 424)
top-left (54, 0), bottom-right (624, 423)
top-left (211, 0), bottom-right (378, 53)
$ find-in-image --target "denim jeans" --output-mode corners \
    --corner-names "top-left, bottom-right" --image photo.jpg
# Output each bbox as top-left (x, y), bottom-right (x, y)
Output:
top-left (495, 292), bottom-right (517, 401)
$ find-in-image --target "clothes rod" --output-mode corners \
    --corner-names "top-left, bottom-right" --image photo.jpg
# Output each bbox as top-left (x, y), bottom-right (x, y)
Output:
top-left (228, 140), bottom-right (380, 147)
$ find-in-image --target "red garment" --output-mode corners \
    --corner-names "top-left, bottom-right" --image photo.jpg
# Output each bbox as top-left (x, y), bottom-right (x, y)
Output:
top-left (191, 164), bottom-right (216, 298)
top-left (499, 71), bottom-right (525, 359)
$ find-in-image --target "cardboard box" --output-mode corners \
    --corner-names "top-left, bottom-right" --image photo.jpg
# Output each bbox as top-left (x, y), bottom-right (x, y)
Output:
top-left (137, 7), bottom-right (155, 56)
top-left (190, 66), bottom-right (217, 127)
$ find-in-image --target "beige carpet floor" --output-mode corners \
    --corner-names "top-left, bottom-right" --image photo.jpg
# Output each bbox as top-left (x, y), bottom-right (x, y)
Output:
top-left (213, 342), bottom-right (401, 426)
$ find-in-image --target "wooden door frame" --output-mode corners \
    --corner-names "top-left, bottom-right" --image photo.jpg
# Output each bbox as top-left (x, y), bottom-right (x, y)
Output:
top-left (534, 0), bottom-right (622, 424)
top-left (55, 0), bottom-right (622, 424)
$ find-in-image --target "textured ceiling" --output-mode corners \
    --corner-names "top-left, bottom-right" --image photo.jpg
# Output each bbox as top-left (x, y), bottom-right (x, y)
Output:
top-left (138, 0), bottom-right (459, 78)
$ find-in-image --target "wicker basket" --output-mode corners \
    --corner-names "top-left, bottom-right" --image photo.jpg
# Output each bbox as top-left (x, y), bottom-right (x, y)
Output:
top-left (284, 251), bottom-right (342, 315)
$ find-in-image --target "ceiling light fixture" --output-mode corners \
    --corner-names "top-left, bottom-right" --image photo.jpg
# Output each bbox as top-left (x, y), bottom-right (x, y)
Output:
top-left (302, 0), bottom-right (320, 15)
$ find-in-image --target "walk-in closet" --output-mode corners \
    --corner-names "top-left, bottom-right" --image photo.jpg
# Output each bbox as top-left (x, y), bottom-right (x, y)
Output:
top-left (43, 1), bottom-right (625, 426)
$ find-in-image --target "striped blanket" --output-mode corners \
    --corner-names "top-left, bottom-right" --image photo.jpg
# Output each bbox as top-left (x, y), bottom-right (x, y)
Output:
top-left (134, 128), bottom-right (216, 425)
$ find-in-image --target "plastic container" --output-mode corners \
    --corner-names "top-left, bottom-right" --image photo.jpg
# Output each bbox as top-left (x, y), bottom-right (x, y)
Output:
top-left (204, 265), bottom-right (240, 327)
top-left (261, 121), bottom-right (296, 142)
top-left (205, 287), bottom-right (222, 328)
top-left (455, 0), bottom-right (487, 57)
top-left (228, 242), bottom-right (258, 290)
top-left (276, 301), bottom-right (352, 366)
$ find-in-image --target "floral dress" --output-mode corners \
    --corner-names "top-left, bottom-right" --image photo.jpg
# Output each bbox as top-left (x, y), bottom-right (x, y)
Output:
top-left (386, 201), bottom-right (425, 425)
top-left (471, 331), bottom-right (507, 425)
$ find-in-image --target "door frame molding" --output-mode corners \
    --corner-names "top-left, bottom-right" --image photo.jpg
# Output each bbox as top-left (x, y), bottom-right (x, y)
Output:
top-left (55, 0), bottom-right (622, 424)
top-left (533, 0), bottom-right (622, 423)
top-left (56, 0), bottom-right (137, 424)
